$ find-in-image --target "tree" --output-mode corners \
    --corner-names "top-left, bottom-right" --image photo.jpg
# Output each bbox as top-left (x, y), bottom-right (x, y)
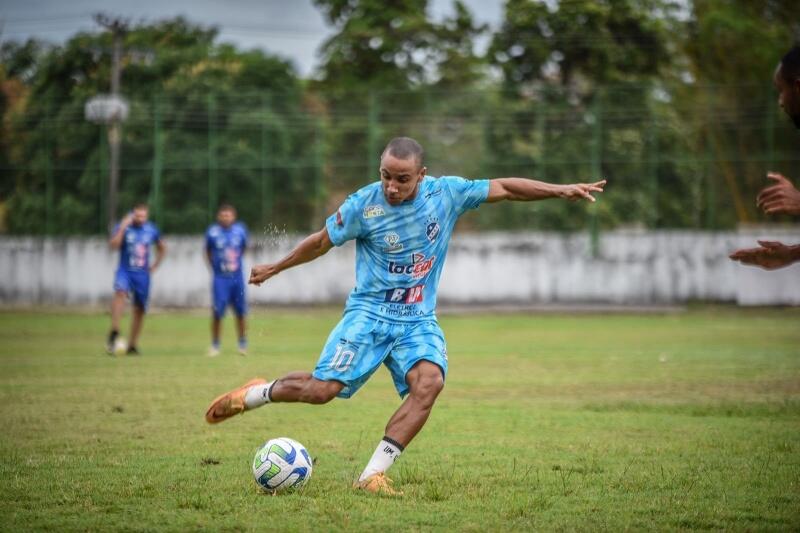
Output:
top-left (1, 18), bottom-right (317, 234)
top-left (489, 0), bottom-right (676, 100)
top-left (310, 0), bottom-right (489, 190)
top-left (680, 0), bottom-right (800, 227)
top-left (478, 0), bottom-right (684, 230)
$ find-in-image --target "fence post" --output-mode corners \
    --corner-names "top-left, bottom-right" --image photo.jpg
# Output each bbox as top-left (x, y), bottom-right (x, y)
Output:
top-left (704, 128), bottom-right (716, 229)
top-left (367, 91), bottom-right (379, 182)
top-left (765, 91), bottom-right (775, 171)
top-left (480, 97), bottom-right (490, 178)
top-left (99, 126), bottom-right (108, 234)
top-left (536, 104), bottom-right (546, 181)
top-left (260, 93), bottom-right (272, 226)
top-left (647, 106), bottom-right (659, 228)
top-left (208, 94), bottom-right (218, 223)
top-left (590, 92), bottom-right (602, 258)
top-left (150, 95), bottom-right (163, 227)
top-left (313, 119), bottom-right (324, 229)
top-left (45, 100), bottom-right (54, 235)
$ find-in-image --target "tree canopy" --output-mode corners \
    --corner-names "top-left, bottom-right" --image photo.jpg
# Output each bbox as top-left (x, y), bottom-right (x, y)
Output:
top-left (1, 0), bottom-right (798, 234)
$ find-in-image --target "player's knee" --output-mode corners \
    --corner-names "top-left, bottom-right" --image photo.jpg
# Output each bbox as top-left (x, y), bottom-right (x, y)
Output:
top-left (306, 380), bottom-right (341, 404)
top-left (411, 369), bottom-right (444, 404)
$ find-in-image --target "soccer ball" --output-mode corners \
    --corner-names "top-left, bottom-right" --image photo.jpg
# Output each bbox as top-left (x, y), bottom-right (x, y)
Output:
top-left (252, 437), bottom-right (313, 493)
top-left (113, 337), bottom-right (127, 355)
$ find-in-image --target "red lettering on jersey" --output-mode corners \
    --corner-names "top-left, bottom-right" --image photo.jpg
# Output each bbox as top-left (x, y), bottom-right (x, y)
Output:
top-left (405, 285), bottom-right (424, 303)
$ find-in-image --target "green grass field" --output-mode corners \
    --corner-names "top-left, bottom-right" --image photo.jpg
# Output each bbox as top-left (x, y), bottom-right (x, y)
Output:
top-left (1, 307), bottom-right (799, 531)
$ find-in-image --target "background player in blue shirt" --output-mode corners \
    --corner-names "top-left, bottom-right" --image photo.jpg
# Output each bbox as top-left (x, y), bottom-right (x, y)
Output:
top-left (205, 204), bottom-right (249, 356)
top-left (106, 203), bottom-right (166, 355)
top-left (206, 137), bottom-right (605, 494)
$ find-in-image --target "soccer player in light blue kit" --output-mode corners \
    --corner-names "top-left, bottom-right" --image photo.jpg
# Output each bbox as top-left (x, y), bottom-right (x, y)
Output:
top-left (206, 137), bottom-right (605, 494)
top-left (106, 203), bottom-right (166, 355)
top-left (205, 204), bottom-right (249, 356)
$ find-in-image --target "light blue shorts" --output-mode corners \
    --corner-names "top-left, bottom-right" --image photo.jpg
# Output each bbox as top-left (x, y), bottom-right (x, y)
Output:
top-left (312, 311), bottom-right (448, 399)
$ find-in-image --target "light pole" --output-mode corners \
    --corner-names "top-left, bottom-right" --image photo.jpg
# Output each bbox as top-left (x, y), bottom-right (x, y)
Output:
top-left (86, 14), bottom-right (129, 232)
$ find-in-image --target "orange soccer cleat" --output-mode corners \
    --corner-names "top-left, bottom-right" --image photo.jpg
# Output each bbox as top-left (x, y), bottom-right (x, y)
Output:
top-left (205, 378), bottom-right (267, 424)
top-left (354, 472), bottom-right (403, 496)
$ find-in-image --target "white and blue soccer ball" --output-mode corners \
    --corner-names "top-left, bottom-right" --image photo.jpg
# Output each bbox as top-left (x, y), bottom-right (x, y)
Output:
top-left (252, 437), bottom-right (313, 493)
top-left (113, 337), bottom-right (127, 355)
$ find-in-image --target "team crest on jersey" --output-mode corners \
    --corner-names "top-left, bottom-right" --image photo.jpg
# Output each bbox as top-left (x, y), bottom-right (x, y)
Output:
top-left (382, 232), bottom-right (404, 253)
top-left (363, 205), bottom-right (385, 219)
top-left (388, 253), bottom-right (435, 279)
top-left (425, 215), bottom-right (440, 243)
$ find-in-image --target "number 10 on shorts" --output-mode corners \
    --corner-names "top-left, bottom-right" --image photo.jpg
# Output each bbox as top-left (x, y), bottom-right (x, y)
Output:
top-left (330, 344), bottom-right (355, 371)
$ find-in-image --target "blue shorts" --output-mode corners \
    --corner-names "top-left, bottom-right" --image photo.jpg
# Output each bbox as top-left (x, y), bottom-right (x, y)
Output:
top-left (212, 275), bottom-right (247, 319)
top-left (312, 311), bottom-right (448, 399)
top-left (113, 269), bottom-right (150, 310)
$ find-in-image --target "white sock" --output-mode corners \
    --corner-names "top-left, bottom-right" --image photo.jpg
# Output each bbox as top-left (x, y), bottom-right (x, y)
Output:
top-left (244, 380), bottom-right (276, 409)
top-left (358, 437), bottom-right (404, 482)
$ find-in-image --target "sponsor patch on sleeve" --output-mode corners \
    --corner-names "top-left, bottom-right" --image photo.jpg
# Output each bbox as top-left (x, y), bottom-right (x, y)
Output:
top-left (363, 205), bottom-right (385, 219)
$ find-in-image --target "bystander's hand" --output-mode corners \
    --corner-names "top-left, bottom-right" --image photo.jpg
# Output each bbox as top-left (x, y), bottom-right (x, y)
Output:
top-left (757, 173), bottom-right (800, 215)
top-left (729, 240), bottom-right (800, 270)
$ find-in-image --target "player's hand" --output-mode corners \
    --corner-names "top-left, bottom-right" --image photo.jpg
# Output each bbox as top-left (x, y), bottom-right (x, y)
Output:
top-left (121, 213), bottom-right (134, 226)
top-left (149, 265), bottom-right (158, 274)
top-left (756, 173), bottom-right (800, 215)
top-left (249, 264), bottom-right (278, 286)
top-left (729, 240), bottom-right (797, 270)
top-left (561, 180), bottom-right (606, 202)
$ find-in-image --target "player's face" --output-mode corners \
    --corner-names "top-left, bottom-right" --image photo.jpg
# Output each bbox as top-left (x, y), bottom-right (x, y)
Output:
top-left (379, 153), bottom-right (426, 206)
top-left (217, 209), bottom-right (236, 228)
top-left (132, 207), bottom-right (148, 226)
top-left (774, 64), bottom-right (800, 129)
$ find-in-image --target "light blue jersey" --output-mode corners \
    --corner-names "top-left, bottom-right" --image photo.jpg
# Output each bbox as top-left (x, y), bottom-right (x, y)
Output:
top-left (325, 176), bottom-right (490, 323)
top-left (314, 175), bottom-right (489, 399)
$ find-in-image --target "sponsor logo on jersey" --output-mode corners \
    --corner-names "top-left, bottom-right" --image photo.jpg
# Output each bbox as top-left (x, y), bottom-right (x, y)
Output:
top-left (378, 304), bottom-right (427, 318)
top-left (363, 205), bottom-right (385, 219)
top-left (383, 284), bottom-right (424, 304)
top-left (425, 216), bottom-right (440, 243)
top-left (425, 188), bottom-right (443, 199)
top-left (382, 232), bottom-right (404, 253)
top-left (388, 253), bottom-right (435, 279)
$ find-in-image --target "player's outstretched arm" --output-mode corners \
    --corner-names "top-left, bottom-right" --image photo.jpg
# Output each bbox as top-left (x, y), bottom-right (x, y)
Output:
top-left (485, 178), bottom-right (606, 204)
top-left (729, 240), bottom-right (800, 270)
top-left (756, 172), bottom-right (800, 215)
top-left (249, 227), bottom-right (334, 286)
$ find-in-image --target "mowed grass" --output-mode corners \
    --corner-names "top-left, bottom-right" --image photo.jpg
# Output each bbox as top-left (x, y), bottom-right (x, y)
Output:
top-left (0, 307), bottom-right (799, 531)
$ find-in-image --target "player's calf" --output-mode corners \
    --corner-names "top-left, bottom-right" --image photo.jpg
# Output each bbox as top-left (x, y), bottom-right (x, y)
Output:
top-left (268, 374), bottom-right (343, 404)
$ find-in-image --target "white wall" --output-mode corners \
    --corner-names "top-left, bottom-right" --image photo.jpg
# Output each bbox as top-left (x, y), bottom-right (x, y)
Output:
top-left (1, 229), bottom-right (798, 307)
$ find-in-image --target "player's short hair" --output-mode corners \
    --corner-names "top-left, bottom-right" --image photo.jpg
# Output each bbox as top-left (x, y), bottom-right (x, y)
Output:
top-left (780, 45), bottom-right (800, 82)
top-left (218, 203), bottom-right (236, 214)
top-left (132, 202), bottom-right (148, 211)
top-left (382, 137), bottom-right (425, 168)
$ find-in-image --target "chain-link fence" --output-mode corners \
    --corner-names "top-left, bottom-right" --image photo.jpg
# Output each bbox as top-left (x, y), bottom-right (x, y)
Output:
top-left (4, 84), bottom-right (798, 236)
